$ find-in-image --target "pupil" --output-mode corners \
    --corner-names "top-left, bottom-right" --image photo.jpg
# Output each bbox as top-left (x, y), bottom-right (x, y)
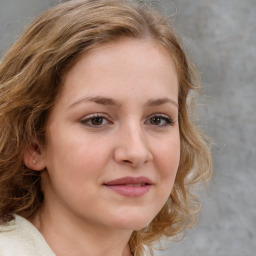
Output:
top-left (151, 117), bottom-right (161, 125)
top-left (92, 117), bottom-right (103, 125)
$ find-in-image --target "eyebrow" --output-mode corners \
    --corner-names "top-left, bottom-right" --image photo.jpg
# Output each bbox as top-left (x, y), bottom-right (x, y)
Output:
top-left (68, 96), bottom-right (178, 109)
top-left (69, 96), bottom-right (121, 109)
top-left (146, 97), bottom-right (178, 108)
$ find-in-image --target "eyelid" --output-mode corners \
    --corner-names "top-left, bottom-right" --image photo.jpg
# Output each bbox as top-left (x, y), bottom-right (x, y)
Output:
top-left (80, 113), bottom-right (112, 127)
top-left (146, 113), bottom-right (175, 126)
top-left (80, 113), bottom-right (109, 120)
top-left (148, 113), bottom-right (171, 118)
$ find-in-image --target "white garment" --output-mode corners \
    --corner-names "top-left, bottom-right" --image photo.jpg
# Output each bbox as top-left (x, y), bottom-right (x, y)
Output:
top-left (0, 215), bottom-right (148, 256)
top-left (0, 214), bottom-right (55, 256)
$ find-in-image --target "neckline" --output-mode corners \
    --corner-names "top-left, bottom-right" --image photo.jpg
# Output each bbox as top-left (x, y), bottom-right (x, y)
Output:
top-left (13, 214), bottom-right (56, 255)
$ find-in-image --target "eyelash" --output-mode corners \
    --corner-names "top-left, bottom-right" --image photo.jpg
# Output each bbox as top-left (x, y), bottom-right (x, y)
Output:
top-left (80, 113), bottom-right (174, 128)
top-left (146, 114), bottom-right (174, 127)
top-left (80, 113), bottom-right (111, 127)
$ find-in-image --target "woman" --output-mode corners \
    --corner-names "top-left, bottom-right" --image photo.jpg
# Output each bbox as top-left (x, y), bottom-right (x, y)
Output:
top-left (0, 0), bottom-right (212, 255)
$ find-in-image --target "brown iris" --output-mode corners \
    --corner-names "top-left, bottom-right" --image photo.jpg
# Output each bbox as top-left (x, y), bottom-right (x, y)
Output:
top-left (150, 117), bottom-right (162, 125)
top-left (91, 117), bottom-right (104, 125)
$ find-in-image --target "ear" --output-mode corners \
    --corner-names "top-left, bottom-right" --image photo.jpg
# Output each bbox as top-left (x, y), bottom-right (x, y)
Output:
top-left (23, 142), bottom-right (46, 171)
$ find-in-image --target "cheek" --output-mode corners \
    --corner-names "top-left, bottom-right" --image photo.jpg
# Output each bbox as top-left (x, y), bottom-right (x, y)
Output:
top-left (153, 140), bottom-right (180, 205)
top-left (42, 137), bottom-right (107, 204)
top-left (47, 134), bottom-right (111, 184)
top-left (156, 137), bottom-right (180, 180)
top-left (148, 136), bottom-right (180, 218)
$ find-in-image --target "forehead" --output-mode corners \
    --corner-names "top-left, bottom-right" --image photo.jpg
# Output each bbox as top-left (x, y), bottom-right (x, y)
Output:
top-left (57, 38), bottom-right (178, 106)
top-left (64, 38), bottom-right (176, 77)
top-left (63, 37), bottom-right (176, 73)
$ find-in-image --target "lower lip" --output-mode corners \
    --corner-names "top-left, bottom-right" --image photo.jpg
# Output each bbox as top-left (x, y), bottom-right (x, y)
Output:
top-left (104, 185), bottom-right (152, 197)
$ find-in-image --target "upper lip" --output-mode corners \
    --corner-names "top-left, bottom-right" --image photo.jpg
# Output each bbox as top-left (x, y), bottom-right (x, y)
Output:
top-left (104, 176), bottom-right (153, 186)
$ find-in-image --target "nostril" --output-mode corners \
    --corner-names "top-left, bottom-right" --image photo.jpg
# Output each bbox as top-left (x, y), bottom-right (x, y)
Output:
top-left (123, 160), bottom-right (132, 164)
top-left (114, 144), bottom-right (152, 167)
top-left (122, 159), bottom-right (138, 168)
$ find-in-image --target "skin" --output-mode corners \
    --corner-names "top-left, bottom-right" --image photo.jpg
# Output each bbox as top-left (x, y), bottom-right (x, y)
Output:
top-left (26, 38), bottom-right (180, 256)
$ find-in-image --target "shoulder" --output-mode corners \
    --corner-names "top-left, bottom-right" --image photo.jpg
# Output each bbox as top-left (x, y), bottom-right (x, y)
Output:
top-left (0, 215), bottom-right (55, 256)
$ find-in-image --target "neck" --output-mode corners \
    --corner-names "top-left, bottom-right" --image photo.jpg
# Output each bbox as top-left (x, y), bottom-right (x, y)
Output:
top-left (29, 205), bottom-right (133, 256)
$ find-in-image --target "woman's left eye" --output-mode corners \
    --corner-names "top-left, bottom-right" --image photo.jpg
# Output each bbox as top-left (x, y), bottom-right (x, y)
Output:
top-left (146, 115), bottom-right (173, 127)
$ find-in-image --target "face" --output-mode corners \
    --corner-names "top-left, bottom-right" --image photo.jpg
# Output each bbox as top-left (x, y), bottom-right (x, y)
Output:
top-left (38, 38), bottom-right (180, 231)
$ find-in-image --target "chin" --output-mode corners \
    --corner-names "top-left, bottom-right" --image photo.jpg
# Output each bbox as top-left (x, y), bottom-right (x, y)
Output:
top-left (110, 211), bottom-right (155, 231)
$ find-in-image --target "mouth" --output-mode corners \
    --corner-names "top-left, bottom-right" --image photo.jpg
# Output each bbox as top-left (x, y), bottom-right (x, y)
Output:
top-left (104, 176), bottom-right (153, 197)
top-left (119, 183), bottom-right (148, 187)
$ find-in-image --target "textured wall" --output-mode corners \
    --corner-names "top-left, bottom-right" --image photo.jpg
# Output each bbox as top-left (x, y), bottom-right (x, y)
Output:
top-left (0, 1), bottom-right (255, 255)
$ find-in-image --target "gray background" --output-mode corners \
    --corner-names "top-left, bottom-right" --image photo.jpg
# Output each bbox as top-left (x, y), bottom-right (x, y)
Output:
top-left (0, 0), bottom-right (255, 255)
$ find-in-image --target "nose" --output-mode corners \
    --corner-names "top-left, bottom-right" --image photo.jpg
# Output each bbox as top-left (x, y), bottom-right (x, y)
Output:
top-left (113, 124), bottom-right (153, 168)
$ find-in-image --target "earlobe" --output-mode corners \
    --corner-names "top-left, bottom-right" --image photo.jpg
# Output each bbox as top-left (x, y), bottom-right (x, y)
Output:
top-left (23, 143), bottom-right (46, 171)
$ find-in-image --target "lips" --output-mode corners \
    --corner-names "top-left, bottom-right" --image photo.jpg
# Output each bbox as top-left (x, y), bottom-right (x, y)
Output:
top-left (104, 176), bottom-right (153, 197)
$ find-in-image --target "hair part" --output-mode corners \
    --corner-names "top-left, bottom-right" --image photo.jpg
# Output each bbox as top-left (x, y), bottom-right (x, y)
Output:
top-left (0, 0), bottom-right (212, 255)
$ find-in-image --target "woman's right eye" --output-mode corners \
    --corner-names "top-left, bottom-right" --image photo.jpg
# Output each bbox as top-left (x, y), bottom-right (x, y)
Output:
top-left (80, 114), bottom-right (110, 127)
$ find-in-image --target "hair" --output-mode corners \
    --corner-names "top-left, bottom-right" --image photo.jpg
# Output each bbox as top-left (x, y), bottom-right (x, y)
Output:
top-left (0, 0), bottom-right (212, 255)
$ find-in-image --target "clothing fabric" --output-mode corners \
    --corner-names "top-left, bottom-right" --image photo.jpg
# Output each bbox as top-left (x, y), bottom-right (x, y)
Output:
top-left (0, 214), bottom-right (55, 256)
top-left (0, 215), bottom-right (147, 256)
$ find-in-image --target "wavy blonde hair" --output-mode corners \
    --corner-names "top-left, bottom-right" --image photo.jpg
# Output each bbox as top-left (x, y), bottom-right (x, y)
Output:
top-left (0, 0), bottom-right (212, 255)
